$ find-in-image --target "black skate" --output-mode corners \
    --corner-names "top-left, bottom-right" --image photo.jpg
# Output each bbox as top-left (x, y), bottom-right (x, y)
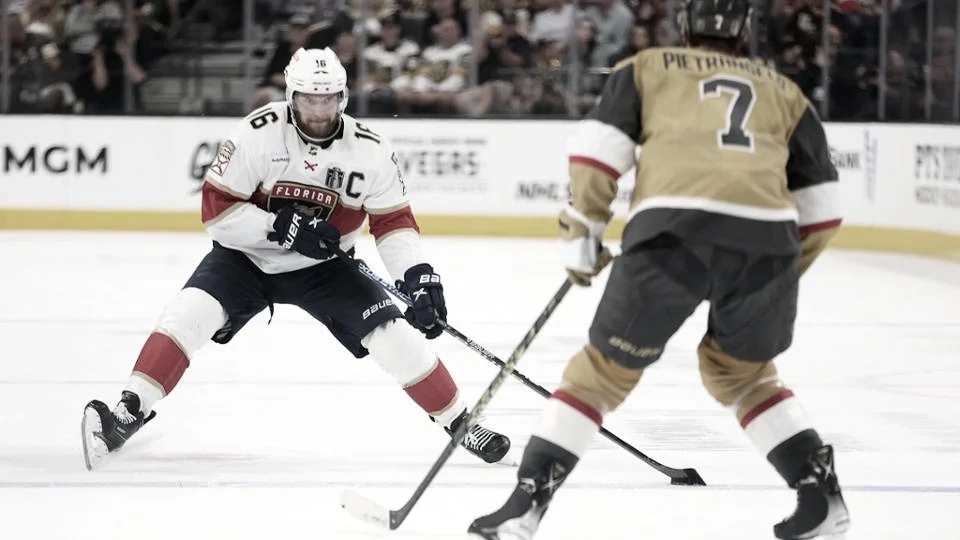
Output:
top-left (774, 445), bottom-right (851, 539)
top-left (442, 410), bottom-right (513, 466)
top-left (81, 391), bottom-right (156, 471)
top-left (468, 460), bottom-right (570, 540)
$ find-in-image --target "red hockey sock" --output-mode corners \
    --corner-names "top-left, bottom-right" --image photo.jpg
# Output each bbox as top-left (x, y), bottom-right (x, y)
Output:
top-left (132, 332), bottom-right (190, 395)
top-left (403, 359), bottom-right (460, 419)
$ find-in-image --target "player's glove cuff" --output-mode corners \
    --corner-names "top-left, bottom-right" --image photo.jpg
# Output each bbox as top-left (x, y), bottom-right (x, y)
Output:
top-left (559, 204), bottom-right (609, 285)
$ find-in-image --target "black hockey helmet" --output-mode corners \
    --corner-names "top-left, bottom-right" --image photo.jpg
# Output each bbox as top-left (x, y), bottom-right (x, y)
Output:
top-left (679, 0), bottom-right (752, 45)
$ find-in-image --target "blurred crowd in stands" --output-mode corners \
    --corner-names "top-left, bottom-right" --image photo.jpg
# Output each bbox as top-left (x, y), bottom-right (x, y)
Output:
top-left (1, 0), bottom-right (958, 121)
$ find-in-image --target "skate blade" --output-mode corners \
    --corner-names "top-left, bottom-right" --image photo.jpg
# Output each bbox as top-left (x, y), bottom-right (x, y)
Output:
top-left (81, 406), bottom-right (110, 471)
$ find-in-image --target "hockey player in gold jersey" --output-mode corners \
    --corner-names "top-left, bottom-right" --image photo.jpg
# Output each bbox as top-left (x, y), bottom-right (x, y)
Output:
top-left (469, 0), bottom-right (850, 539)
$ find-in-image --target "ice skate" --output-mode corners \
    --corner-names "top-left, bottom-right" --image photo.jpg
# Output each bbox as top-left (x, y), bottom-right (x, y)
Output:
top-left (774, 445), bottom-right (851, 540)
top-left (468, 460), bottom-right (569, 539)
top-left (443, 410), bottom-right (514, 466)
top-left (81, 391), bottom-right (156, 471)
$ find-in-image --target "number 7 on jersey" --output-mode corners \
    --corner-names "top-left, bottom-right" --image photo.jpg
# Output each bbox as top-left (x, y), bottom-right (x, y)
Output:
top-left (699, 75), bottom-right (756, 153)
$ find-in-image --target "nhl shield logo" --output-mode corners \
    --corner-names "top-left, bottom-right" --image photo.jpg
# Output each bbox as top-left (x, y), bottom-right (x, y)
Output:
top-left (325, 166), bottom-right (345, 189)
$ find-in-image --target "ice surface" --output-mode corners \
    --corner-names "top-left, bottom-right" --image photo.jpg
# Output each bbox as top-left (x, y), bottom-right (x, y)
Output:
top-left (1, 232), bottom-right (957, 539)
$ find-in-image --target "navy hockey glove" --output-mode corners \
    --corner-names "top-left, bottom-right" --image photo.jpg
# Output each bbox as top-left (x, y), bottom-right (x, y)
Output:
top-left (268, 204), bottom-right (341, 260)
top-left (398, 263), bottom-right (447, 339)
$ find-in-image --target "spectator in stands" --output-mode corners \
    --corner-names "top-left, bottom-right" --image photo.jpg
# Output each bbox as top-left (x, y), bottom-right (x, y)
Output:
top-left (392, 16), bottom-right (471, 113)
top-left (608, 22), bottom-right (652, 66)
top-left (497, 0), bottom-right (532, 39)
top-left (583, 0), bottom-right (633, 68)
top-left (72, 10), bottom-right (148, 113)
top-left (170, 0), bottom-right (239, 41)
top-left (928, 25), bottom-right (957, 120)
top-left (24, 0), bottom-right (68, 43)
top-left (127, 1), bottom-right (169, 70)
top-left (332, 27), bottom-right (359, 90)
top-left (250, 11), bottom-right (311, 109)
top-left (422, 0), bottom-right (469, 47)
top-left (347, 0), bottom-right (393, 46)
top-left (571, 17), bottom-right (605, 113)
top-left (455, 9), bottom-right (533, 115)
top-left (265, 0), bottom-right (324, 19)
top-left (476, 9), bottom-right (532, 84)
top-left (65, 0), bottom-right (122, 69)
top-left (652, 15), bottom-right (676, 46)
top-left (5, 5), bottom-right (76, 113)
top-left (873, 48), bottom-right (923, 120)
top-left (778, 39), bottom-right (818, 101)
top-left (821, 23), bottom-right (869, 120)
top-left (303, 0), bottom-right (354, 50)
top-left (530, 0), bottom-right (576, 60)
top-left (631, 0), bottom-right (658, 28)
top-left (361, 10), bottom-right (421, 114)
top-left (776, 0), bottom-right (822, 91)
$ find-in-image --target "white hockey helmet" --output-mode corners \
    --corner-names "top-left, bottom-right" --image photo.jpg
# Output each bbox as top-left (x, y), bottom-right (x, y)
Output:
top-left (284, 47), bottom-right (349, 139)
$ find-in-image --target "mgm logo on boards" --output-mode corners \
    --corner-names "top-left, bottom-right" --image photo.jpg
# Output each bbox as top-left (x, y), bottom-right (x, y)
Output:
top-left (3, 145), bottom-right (108, 174)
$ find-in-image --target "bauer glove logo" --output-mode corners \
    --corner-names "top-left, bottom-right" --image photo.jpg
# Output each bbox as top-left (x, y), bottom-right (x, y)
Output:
top-left (282, 213), bottom-right (301, 250)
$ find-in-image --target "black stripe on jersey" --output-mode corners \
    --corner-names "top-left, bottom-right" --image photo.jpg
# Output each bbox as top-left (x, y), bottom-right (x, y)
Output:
top-left (587, 62), bottom-right (642, 142)
top-left (623, 207), bottom-right (801, 257)
top-left (786, 105), bottom-right (837, 191)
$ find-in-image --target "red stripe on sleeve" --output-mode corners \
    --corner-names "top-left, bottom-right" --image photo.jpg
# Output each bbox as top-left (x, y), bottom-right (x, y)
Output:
top-left (368, 206), bottom-right (420, 239)
top-left (328, 205), bottom-right (368, 235)
top-left (201, 182), bottom-right (246, 223)
top-left (569, 155), bottom-right (621, 179)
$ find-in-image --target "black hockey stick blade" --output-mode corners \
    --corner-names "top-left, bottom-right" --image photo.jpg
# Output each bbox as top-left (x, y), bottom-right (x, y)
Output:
top-left (670, 468), bottom-right (707, 486)
top-left (594, 423), bottom-right (706, 485)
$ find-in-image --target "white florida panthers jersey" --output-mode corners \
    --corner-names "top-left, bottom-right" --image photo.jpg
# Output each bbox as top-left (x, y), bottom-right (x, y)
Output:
top-left (200, 102), bottom-right (426, 279)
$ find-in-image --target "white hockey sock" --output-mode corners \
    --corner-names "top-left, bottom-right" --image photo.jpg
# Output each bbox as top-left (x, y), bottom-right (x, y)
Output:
top-left (123, 373), bottom-right (164, 415)
top-left (532, 391), bottom-right (603, 458)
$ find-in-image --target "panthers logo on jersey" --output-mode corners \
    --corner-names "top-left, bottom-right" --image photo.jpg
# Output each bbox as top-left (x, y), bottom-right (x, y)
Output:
top-left (268, 181), bottom-right (340, 220)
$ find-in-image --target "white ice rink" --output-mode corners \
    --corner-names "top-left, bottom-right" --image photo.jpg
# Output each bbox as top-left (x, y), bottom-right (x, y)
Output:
top-left (1, 231), bottom-right (957, 540)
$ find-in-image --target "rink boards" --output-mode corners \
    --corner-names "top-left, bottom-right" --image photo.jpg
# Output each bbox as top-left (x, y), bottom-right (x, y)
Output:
top-left (0, 116), bottom-right (958, 260)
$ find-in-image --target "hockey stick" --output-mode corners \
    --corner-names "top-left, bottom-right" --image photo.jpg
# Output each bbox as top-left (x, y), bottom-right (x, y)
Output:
top-left (332, 246), bottom-right (706, 488)
top-left (338, 260), bottom-right (573, 530)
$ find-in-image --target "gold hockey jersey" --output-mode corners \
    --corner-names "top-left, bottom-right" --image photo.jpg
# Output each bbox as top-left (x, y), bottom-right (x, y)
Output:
top-left (567, 46), bottom-right (841, 263)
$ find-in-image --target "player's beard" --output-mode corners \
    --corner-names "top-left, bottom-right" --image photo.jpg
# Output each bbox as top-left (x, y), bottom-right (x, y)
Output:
top-left (294, 109), bottom-right (341, 142)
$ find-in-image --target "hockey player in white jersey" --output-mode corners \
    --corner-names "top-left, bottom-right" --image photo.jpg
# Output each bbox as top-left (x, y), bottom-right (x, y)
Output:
top-left (80, 47), bottom-right (512, 470)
